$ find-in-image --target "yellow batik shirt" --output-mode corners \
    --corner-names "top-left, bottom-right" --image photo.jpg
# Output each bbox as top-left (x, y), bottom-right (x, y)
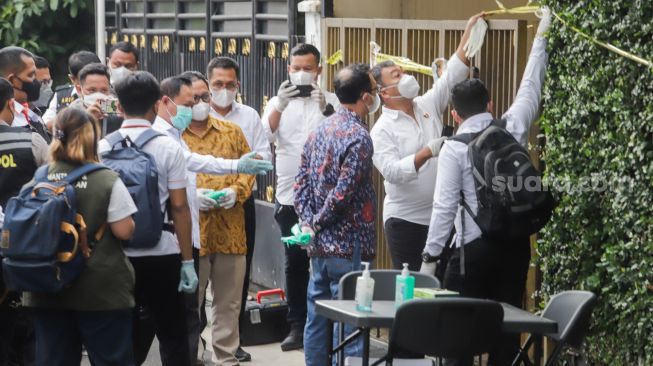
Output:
top-left (182, 117), bottom-right (255, 256)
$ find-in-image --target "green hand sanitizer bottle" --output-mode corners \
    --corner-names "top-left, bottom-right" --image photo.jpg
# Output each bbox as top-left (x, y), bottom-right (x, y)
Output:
top-left (395, 263), bottom-right (415, 308)
top-left (355, 262), bottom-right (374, 312)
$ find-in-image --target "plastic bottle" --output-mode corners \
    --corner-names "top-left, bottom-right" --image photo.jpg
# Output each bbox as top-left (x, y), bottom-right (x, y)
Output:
top-left (355, 262), bottom-right (374, 312)
top-left (395, 263), bottom-right (415, 308)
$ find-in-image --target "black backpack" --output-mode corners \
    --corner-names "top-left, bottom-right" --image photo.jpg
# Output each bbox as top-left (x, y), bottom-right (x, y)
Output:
top-left (450, 119), bottom-right (554, 240)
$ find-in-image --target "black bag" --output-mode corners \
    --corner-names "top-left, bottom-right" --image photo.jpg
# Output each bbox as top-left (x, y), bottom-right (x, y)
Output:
top-left (240, 289), bottom-right (290, 346)
top-left (450, 119), bottom-right (554, 240)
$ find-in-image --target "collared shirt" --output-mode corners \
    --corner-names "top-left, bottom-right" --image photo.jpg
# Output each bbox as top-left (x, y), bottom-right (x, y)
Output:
top-left (0, 120), bottom-right (49, 166)
top-left (424, 37), bottom-right (548, 256)
top-left (13, 101), bottom-right (46, 129)
top-left (183, 117), bottom-right (254, 256)
top-left (43, 87), bottom-right (78, 124)
top-left (261, 90), bottom-right (340, 205)
top-left (211, 101), bottom-right (272, 191)
top-left (98, 118), bottom-right (188, 257)
top-left (371, 55), bottom-right (469, 225)
top-left (294, 107), bottom-right (376, 261)
top-left (152, 116), bottom-right (201, 249)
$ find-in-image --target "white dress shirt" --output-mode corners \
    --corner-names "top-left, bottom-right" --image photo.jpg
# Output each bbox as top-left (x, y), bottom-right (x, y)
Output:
top-left (152, 116), bottom-right (201, 250)
top-left (13, 101), bottom-right (45, 128)
top-left (98, 119), bottom-right (188, 257)
top-left (371, 55), bottom-right (469, 225)
top-left (424, 37), bottom-right (548, 256)
top-left (261, 90), bottom-right (340, 205)
top-left (211, 101), bottom-right (272, 192)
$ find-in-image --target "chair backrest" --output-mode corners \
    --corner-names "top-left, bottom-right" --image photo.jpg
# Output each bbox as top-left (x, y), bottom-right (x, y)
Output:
top-left (389, 298), bottom-right (503, 359)
top-left (541, 290), bottom-right (597, 348)
top-left (338, 269), bottom-right (441, 300)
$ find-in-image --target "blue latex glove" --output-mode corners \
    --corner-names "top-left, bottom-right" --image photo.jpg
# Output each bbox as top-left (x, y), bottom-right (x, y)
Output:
top-left (178, 259), bottom-right (198, 293)
top-left (281, 223), bottom-right (314, 247)
top-left (237, 151), bottom-right (273, 175)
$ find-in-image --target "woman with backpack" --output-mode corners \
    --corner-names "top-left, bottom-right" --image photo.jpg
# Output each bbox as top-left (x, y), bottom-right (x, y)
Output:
top-left (23, 108), bottom-right (138, 366)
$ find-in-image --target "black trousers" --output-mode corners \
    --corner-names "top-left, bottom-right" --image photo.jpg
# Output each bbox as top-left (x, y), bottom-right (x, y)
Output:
top-left (443, 236), bottom-right (531, 366)
top-left (130, 254), bottom-right (190, 366)
top-left (384, 218), bottom-right (429, 271)
top-left (238, 196), bottom-right (257, 342)
top-left (274, 202), bottom-right (309, 326)
top-left (0, 299), bottom-right (35, 366)
top-left (184, 248), bottom-right (201, 364)
top-left (32, 308), bottom-right (133, 366)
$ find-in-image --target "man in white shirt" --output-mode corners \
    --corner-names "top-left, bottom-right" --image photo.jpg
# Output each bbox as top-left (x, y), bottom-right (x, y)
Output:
top-left (200, 57), bottom-right (273, 361)
top-left (420, 10), bottom-right (552, 365)
top-left (370, 13), bottom-right (483, 271)
top-left (97, 71), bottom-right (198, 366)
top-left (261, 43), bottom-right (339, 351)
top-left (0, 46), bottom-right (51, 143)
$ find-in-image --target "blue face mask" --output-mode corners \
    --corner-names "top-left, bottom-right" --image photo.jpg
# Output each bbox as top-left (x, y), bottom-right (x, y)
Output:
top-left (167, 100), bottom-right (193, 130)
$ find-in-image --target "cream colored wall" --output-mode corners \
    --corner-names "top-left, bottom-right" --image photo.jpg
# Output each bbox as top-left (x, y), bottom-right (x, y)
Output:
top-left (334, 0), bottom-right (537, 22)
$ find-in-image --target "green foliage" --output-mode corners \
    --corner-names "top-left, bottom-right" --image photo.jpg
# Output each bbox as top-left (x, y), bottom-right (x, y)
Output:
top-left (0, 0), bottom-right (95, 84)
top-left (539, 1), bottom-right (653, 364)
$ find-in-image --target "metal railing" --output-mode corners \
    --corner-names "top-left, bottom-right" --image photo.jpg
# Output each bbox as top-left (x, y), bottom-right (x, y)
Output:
top-left (322, 18), bottom-right (528, 269)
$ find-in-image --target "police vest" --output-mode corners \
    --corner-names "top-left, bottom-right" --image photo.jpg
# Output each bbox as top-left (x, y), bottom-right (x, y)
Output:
top-left (55, 84), bottom-right (77, 112)
top-left (0, 125), bottom-right (38, 207)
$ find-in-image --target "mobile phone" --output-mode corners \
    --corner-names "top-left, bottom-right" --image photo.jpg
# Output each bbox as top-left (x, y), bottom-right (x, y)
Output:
top-left (99, 98), bottom-right (119, 115)
top-left (287, 81), bottom-right (313, 98)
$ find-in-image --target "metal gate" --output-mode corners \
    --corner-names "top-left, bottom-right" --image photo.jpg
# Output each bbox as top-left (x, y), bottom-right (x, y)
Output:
top-left (322, 18), bottom-right (528, 269)
top-left (104, 0), bottom-right (301, 200)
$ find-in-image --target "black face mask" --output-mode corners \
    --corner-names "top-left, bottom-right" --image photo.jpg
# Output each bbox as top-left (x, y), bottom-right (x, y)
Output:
top-left (14, 76), bottom-right (41, 102)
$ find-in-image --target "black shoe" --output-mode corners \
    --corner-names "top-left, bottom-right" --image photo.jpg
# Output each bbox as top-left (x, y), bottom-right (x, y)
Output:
top-left (235, 346), bottom-right (251, 362)
top-left (280, 323), bottom-right (304, 351)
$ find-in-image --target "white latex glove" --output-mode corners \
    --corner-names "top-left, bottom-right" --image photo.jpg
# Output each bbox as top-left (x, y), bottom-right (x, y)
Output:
top-left (535, 6), bottom-right (552, 38)
top-left (463, 17), bottom-right (488, 58)
top-left (420, 261), bottom-right (437, 276)
top-left (273, 80), bottom-right (300, 113)
top-left (196, 188), bottom-right (217, 211)
top-left (427, 136), bottom-right (447, 157)
top-left (217, 188), bottom-right (237, 209)
top-left (310, 83), bottom-right (326, 112)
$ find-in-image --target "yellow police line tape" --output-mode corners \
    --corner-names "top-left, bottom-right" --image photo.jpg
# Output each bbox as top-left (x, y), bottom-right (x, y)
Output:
top-left (325, 2), bottom-right (652, 71)
top-left (326, 49), bottom-right (435, 77)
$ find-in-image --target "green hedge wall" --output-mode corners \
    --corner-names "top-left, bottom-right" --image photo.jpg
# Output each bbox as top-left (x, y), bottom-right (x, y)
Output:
top-left (539, 1), bottom-right (653, 364)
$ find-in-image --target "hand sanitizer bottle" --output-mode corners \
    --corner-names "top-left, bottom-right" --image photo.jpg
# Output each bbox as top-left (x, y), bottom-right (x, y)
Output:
top-left (355, 262), bottom-right (374, 312)
top-left (395, 263), bottom-right (415, 308)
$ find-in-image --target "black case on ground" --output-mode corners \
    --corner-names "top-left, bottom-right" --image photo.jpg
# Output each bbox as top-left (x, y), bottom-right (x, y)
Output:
top-left (240, 289), bottom-right (290, 346)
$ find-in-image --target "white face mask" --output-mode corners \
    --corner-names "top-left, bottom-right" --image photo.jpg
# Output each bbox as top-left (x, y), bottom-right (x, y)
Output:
top-left (110, 66), bottom-right (132, 86)
top-left (83, 92), bottom-right (109, 106)
top-left (289, 70), bottom-right (315, 86)
top-left (385, 74), bottom-right (420, 100)
top-left (211, 88), bottom-right (237, 108)
top-left (192, 102), bottom-right (210, 121)
top-left (366, 93), bottom-right (381, 115)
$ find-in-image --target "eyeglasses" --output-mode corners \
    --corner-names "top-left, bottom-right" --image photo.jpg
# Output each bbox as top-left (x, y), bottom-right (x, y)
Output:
top-left (211, 81), bottom-right (238, 91)
top-left (194, 93), bottom-right (211, 103)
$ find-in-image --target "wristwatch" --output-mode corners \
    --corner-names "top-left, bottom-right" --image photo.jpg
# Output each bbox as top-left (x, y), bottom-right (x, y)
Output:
top-left (421, 252), bottom-right (440, 263)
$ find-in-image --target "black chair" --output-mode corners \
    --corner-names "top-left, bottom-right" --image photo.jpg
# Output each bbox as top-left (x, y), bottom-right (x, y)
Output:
top-left (346, 298), bottom-right (504, 366)
top-left (512, 291), bottom-right (597, 366)
top-left (336, 270), bottom-right (440, 365)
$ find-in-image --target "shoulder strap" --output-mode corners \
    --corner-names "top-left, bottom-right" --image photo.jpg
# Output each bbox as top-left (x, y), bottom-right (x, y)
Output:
top-left (33, 165), bottom-right (50, 183)
top-left (104, 131), bottom-right (125, 149)
top-left (449, 132), bottom-right (476, 144)
top-left (133, 128), bottom-right (164, 149)
top-left (63, 163), bottom-right (108, 184)
top-left (491, 118), bottom-right (507, 129)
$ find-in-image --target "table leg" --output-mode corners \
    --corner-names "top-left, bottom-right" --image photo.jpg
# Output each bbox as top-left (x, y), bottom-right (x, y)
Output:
top-left (534, 335), bottom-right (542, 365)
top-left (327, 319), bottom-right (333, 365)
top-left (362, 327), bottom-right (370, 366)
top-left (338, 322), bottom-right (345, 366)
